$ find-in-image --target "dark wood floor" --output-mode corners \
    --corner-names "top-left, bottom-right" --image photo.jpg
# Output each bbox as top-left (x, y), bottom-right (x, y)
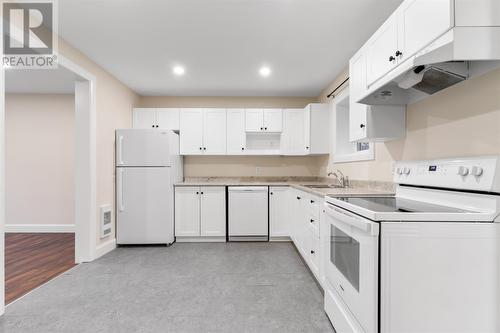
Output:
top-left (5, 233), bottom-right (76, 304)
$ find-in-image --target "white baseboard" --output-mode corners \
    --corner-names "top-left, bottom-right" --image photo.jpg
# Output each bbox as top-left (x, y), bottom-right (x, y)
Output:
top-left (94, 238), bottom-right (116, 260)
top-left (5, 224), bottom-right (75, 233)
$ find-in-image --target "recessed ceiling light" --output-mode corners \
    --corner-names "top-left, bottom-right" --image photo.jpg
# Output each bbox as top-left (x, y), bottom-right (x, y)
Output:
top-left (259, 66), bottom-right (271, 77)
top-left (173, 65), bottom-right (185, 76)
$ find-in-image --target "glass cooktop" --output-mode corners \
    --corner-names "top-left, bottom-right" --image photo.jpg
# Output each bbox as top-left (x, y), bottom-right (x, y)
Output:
top-left (333, 197), bottom-right (473, 213)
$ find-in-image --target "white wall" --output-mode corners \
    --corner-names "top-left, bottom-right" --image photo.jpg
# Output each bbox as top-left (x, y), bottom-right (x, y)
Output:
top-left (5, 94), bottom-right (75, 230)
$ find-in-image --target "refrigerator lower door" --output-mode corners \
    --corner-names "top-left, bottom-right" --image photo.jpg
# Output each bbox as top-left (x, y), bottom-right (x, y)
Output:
top-left (116, 129), bottom-right (173, 167)
top-left (117, 167), bottom-right (174, 244)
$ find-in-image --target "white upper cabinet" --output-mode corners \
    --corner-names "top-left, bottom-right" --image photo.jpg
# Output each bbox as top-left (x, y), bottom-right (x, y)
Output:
top-left (133, 108), bottom-right (157, 129)
top-left (133, 108), bottom-right (180, 130)
top-left (180, 109), bottom-right (227, 155)
top-left (245, 109), bottom-right (264, 132)
top-left (156, 108), bottom-right (180, 130)
top-left (350, 52), bottom-right (369, 142)
top-left (366, 0), bottom-right (453, 87)
top-left (366, 15), bottom-right (399, 86)
top-left (397, 0), bottom-right (453, 63)
top-left (203, 109), bottom-right (227, 155)
top-left (263, 109), bottom-right (283, 132)
top-left (281, 109), bottom-right (307, 155)
top-left (226, 109), bottom-right (246, 154)
top-left (281, 104), bottom-right (329, 155)
top-left (180, 109), bottom-right (204, 155)
top-left (245, 109), bottom-right (283, 132)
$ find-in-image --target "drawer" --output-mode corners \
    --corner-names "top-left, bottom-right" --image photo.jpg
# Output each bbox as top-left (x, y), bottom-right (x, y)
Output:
top-left (307, 196), bottom-right (320, 218)
top-left (308, 214), bottom-right (319, 238)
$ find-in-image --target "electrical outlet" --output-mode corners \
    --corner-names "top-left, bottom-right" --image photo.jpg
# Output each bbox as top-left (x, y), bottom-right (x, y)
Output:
top-left (256, 166), bottom-right (261, 175)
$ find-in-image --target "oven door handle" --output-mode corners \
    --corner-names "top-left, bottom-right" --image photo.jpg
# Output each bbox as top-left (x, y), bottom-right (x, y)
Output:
top-left (325, 203), bottom-right (379, 236)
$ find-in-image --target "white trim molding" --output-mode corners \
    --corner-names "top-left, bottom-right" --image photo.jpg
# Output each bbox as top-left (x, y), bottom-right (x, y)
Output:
top-left (5, 224), bottom-right (75, 233)
top-left (94, 238), bottom-right (117, 260)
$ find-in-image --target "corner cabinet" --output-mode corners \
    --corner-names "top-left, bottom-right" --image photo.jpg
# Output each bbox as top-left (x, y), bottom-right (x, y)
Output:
top-left (349, 49), bottom-right (406, 142)
top-left (281, 104), bottom-right (330, 155)
top-left (175, 186), bottom-right (226, 241)
top-left (179, 108), bottom-right (227, 155)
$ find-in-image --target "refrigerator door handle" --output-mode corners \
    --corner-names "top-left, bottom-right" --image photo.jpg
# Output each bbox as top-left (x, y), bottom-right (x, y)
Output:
top-left (118, 169), bottom-right (124, 212)
top-left (117, 135), bottom-right (124, 165)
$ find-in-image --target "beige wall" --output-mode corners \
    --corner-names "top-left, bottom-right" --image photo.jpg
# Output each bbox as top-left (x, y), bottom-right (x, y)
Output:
top-left (58, 39), bottom-right (140, 245)
top-left (138, 96), bottom-right (323, 177)
top-left (6, 94), bottom-right (75, 227)
top-left (319, 67), bottom-right (500, 182)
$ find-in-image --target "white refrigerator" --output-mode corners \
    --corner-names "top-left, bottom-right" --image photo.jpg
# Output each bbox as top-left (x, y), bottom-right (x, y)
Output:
top-left (115, 129), bottom-right (183, 244)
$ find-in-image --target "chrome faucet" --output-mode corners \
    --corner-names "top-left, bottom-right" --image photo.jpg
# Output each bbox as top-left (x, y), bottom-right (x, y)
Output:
top-left (328, 169), bottom-right (348, 188)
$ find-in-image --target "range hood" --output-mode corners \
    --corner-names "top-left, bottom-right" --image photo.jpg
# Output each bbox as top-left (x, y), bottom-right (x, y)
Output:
top-left (359, 27), bottom-right (500, 105)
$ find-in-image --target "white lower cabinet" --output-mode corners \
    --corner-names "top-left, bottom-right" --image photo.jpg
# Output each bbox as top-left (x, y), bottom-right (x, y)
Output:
top-left (269, 187), bottom-right (290, 238)
top-left (175, 186), bottom-right (226, 241)
top-left (289, 188), bottom-right (324, 285)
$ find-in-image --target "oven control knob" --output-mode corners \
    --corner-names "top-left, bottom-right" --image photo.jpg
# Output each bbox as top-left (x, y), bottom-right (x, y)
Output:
top-left (403, 167), bottom-right (411, 175)
top-left (471, 166), bottom-right (483, 177)
top-left (457, 166), bottom-right (469, 176)
top-left (396, 167), bottom-right (402, 175)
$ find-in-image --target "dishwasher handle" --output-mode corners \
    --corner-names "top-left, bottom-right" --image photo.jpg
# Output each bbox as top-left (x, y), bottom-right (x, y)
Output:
top-left (228, 186), bottom-right (268, 192)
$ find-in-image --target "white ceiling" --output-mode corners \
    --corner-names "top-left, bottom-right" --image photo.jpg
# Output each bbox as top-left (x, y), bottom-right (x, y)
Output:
top-left (5, 66), bottom-right (77, 94)
top-left (58, 0), bottom-right (403, 97)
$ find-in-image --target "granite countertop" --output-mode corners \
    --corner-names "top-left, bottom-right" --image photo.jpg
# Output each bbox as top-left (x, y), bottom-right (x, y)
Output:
top-left (175, 177), bottom-right (394, 197)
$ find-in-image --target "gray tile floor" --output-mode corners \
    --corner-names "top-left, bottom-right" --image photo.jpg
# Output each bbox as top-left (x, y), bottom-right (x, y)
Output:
top-left (0, 242), bottom-right (334, 333)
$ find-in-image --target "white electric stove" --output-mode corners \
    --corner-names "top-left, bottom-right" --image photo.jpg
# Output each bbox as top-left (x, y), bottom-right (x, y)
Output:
top-left (323, 156), bottom-right (500, 333)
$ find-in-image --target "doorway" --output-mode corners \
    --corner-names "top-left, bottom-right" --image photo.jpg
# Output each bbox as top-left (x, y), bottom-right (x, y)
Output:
top-left (0, 56), bottom-right (97, 312)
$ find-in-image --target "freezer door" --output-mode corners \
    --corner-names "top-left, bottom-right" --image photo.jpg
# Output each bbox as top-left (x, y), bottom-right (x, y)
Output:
top-left (116, 167), bottom-right (174, 244)
top-left (116, 129), bottom-right (173, 166)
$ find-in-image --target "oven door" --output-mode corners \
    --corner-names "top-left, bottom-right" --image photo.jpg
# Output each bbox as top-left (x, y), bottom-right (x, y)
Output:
top-left (324, 202), bottom-right (379, 333)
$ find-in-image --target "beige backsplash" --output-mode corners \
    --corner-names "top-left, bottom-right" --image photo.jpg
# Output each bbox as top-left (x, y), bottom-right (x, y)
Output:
top-left (183, 155), bottom-right (326, 177)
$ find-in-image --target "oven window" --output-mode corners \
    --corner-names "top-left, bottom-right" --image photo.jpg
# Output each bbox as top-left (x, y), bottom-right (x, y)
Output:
top-left (331, 225), bottom-right (360, 291)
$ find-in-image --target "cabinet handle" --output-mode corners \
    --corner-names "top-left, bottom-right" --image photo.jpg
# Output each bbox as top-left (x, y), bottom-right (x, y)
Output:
top-left (310, 219), bottom-right (314, 223)
top-left (200, 192), bottom-right (204, 195)
top-left (156, 125), bottom-right (159, 128)
top-left (360, 124), bottom-right (365, 129)
top-left (310, 250), bottom-right (315, 254)
top-left (203, 147), bottom-right (207, 151)
top-left (270, 192), bottom-right (273, 195)
top-left (297, 196), bottom-right (301, 200)
top-left (199, 147), bottom-right (202, 150)
top-left (395, 50), bottom-right (403, 57)
top-left (306, 146), bottom-right (310, 149)
top-left (264, 127), bottom-right (268, 130)
top-left (151, 125), bottom-right (155, 128)
top-left (196, 192), bottom-right (199, 194)
top-left (310, 200), bottom-right (314, 203)
top-left (241, 147), bottom-right (245, 151)
top-left (389, 55), bottom-right (396, 62)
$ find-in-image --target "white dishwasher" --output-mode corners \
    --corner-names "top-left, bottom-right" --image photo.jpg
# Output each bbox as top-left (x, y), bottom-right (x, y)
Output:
top-left (228, 186), bottom-right (269, 241)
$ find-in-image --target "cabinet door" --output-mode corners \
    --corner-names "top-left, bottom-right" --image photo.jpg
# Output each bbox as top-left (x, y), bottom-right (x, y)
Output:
top-left (349, 52), bottom-right (368, 142)
top-left (133, 108), bottom-right (157, 129)
top-left (281, 109), bottom-right (307, 155)
top-left (203, 109), bottom-right (227, 155)
top-left (263, 109), bottom-right (283, 132)
top-left (269, 187), bottom-right (290, 237)
top-left (398, 0), bottom-right (453, 62)
top-left (180, 109), bottom-right (204, 155)
top-left (245, 109), bottom-right (264, 132)
top-left (226, 109), bottom-right (246, 154)
top-left (366, 15), bottom-right (398, 86)
top-left (156, 108), bottom-right (180, 130)
top-left (308, 233), bottom-right (320, 278)
top-left (175, 187), bottom-right (200, 237)
top-left (200, 186), bottom-right (226, 237)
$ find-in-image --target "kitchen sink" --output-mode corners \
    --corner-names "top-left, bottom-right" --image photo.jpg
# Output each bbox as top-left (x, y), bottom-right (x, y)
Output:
top-left (302, 184), bottom-right (344, 189)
